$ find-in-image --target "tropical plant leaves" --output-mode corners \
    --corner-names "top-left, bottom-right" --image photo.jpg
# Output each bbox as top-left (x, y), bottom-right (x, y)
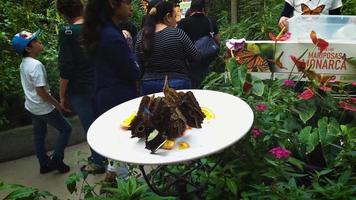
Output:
top-left (295, 101), bottom-right (317, 124)
top-left (3, 187), bottom-right (37, 200)
top-left (298, 126), bottom-right (319, 154)
top-left (251, 78), bottom-right (265, 96)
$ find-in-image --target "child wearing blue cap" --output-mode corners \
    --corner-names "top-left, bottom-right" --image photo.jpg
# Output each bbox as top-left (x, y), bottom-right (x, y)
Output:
top-left (11, 30), bottom-right (72, 174)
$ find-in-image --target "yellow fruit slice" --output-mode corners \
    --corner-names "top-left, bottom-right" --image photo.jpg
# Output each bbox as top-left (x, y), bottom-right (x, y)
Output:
top-left (201, 107), bottom-right (215, 120)
top-left (121, 112), bottom-right (137, 129)
top-left (162, 140), bottom-right (175, 150)
top-left (178, 142), bottom-right (190, 150)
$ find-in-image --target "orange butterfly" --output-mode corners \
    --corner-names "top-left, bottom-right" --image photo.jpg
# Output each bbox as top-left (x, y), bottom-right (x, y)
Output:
top-left (301, 3), bottom-right (325, 15)
top-left (234, 50), bottom-right (270, 72)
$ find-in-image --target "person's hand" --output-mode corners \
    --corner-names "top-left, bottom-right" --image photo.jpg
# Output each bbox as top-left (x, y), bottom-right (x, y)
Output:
top-left (279, 16), bottom-right (289, 32)
top-left (59, 97), bottom-right (72, 113)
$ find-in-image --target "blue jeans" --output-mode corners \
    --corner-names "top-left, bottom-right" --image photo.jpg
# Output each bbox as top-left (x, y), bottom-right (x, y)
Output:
top-left (68, 93), bottom-right (107, 167)
top-left (141, 78), bottom-right (192, 95)
top-left (30, 109), bottom-right (72, 167)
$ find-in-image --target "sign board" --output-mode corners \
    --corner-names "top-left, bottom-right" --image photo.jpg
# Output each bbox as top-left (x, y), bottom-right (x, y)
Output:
top-left (232, 41), bottom-right (356, 82)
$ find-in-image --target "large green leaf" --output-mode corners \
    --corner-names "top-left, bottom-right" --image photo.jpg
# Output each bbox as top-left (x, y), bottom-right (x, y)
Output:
top-left (287, 157), bottom-right (306, 170)
top-left (226, 58), bottom-right (238, 83)
top-left (317, 117), bottom-right (342, 167)
top-left (3, 187), bottom-right (37, 199)
top-left (251, 79), bottom-right (265, 96)
top-left (318, 117), bottom-right (339, 147)
top-left (338, 168), bottom-right (352, 185)
top-left (0, 182), bottom-right (22, 191)
top-left (237, 64), bottom-right (248, 87)
top-left (318, 169), bottom-right (334, 176)
top-left (298, 126), bottom-right (319, 153)
top-left (295, 101), bottom-right (316, 124)
top-left (226, 178), bottom-right (238, 196)
top-left (65, 172), bottom-right (82, 194)
top-left (283, 116), bottom-right (302, 132)
top-left (341, 125), bottom-right (356, 140)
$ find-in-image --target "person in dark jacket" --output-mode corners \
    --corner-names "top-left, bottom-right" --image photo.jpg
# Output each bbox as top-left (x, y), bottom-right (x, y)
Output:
top-left (82, 0), bottom-right (141, 173)
top-left (177, 0), bottom-right (220, 88)
top-left (83, 0), bottom-right (141, 117)
top-left (56, 0), bottom-right (107, 174)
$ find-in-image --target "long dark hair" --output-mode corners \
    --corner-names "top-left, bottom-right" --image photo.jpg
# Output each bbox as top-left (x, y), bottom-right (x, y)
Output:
top-left (56, 0), bottom-right (83, 19)
top-left (142, 1), bottom-right (174, 56)
top-left (82, 0), bottom-right (124, 56)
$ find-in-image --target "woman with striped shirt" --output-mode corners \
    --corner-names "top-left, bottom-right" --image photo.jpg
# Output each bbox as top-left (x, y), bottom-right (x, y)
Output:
top-left (135, 0), bottom-right (201, 95)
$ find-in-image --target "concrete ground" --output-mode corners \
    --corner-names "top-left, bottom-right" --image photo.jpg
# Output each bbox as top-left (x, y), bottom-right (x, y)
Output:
top-left (0, 142), bottom-right (105, 200)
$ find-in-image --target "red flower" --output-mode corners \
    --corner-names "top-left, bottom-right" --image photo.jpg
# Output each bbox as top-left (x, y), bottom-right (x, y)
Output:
top-left (298, 88), bottom-right (314, 100)
top-left (283, 80), bottom-right (295, 88)
top-left (319, 85), bottom-right (332, 92)
top-left (243, 82), bottom-right (253, 93)
top-left (256, 104), bottom-right (268, 111)
top-left (352, 81), bottom-right (356, 86)
top-left (269, 147), bottom-right (291, 159)
top-left (350, 98), bottom-right (356, 104)
top-left (290, 56), bottom-right (306, 71)
top-left (269, 32), bottom-right (291, 41)
top-left (338, 98), bottom-right (356, 112)
top-left (310, 31), bottom-right (329, 53)
top-left (251, 128), bottom-right (263, 138)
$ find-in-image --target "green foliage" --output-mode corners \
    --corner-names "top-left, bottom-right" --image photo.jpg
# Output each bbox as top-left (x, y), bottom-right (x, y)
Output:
top-left (64, 172), bottom-right (169, 200)
top-left (342, 0), bottom-right (356, 15)
top-left (0, 181), bottom-right (58, 200)
top-left (131, 0), bottom-right (145, 28)
top-left (209, 0), bottom-right (283, 40)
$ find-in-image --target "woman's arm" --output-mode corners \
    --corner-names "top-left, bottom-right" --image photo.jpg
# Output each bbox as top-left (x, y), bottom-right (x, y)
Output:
top-left (279, 2), bottom-right (294, 31)
top-left (59, 78), bottom-right (71, 111)
top-left (178, 29), bottom-right (201, 63)
top-left (58, 28), bottom-right (74, 110)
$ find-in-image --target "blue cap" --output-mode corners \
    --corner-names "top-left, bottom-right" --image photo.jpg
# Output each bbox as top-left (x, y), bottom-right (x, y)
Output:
top-left (11, 30), bottom-right (41, 54)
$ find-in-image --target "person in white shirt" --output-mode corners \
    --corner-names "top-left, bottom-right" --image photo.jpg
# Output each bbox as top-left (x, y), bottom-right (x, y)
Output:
top-left (279, 0), bottom-right (343, 31)
top-left (11, 30), bottom-right (72, 174)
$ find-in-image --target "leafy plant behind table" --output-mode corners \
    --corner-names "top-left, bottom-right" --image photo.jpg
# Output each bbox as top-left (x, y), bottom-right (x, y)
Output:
top-left (0, 0), bottom-right (62, 130)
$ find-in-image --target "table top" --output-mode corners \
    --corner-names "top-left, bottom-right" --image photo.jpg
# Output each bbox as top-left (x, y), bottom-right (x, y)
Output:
top-left (87, 89), bottom-right (254, 165)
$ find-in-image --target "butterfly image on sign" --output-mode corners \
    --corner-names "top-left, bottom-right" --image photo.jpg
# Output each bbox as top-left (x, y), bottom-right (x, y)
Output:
top-left (301, 3), bottom-right (325, 15)
top-left (233, 49), bottom-right (271, 72)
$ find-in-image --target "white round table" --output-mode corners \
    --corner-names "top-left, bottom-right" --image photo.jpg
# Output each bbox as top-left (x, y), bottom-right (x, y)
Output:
top-left (87, 89), bottom-right (254, 166)
top-left (87, 89), bottom-right (254, 196)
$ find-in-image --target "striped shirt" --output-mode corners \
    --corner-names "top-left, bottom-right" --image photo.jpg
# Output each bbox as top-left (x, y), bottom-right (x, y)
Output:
top-left (135, 27), bottom-right (201, 80)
